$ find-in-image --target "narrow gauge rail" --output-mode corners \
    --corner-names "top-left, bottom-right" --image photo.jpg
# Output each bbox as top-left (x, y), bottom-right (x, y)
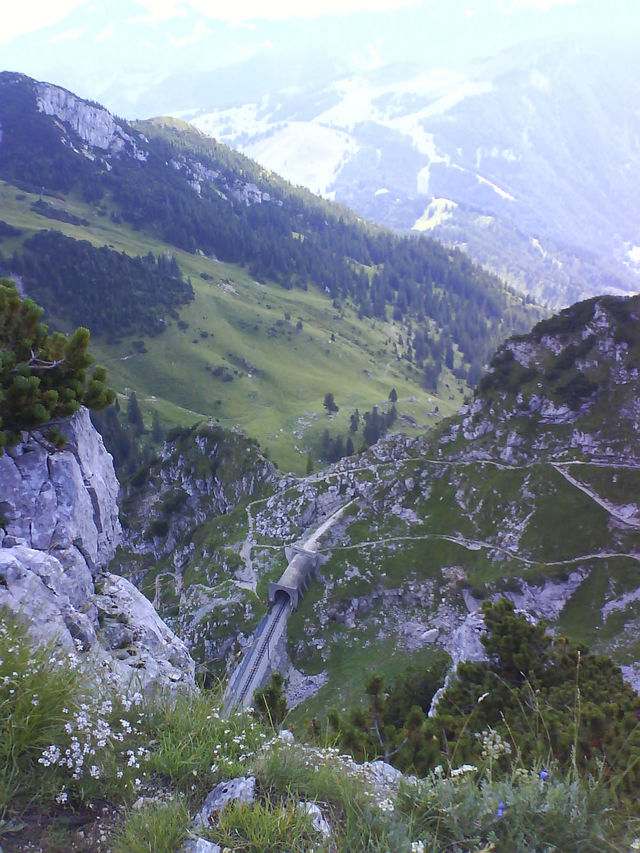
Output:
top-left (223, 501), bottom-right (355, 713)
top-left (226, 592), bottom-right (291, 711)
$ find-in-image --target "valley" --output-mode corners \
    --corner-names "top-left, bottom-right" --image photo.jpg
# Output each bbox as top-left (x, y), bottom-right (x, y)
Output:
top-left (2, 47), bottom-right (640, 851)
top-left (127, 440), bottom-right (640, 715)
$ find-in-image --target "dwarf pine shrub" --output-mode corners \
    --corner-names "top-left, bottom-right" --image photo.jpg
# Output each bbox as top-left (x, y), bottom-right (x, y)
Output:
top-left (326, 599), bottom-right (640, 797)
top-left (397, 761), bottom-right (617, 852)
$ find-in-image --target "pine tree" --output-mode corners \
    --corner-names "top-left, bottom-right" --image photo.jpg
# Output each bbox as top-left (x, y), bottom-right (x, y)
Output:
top-left (0, 279), bottom-right (114, 451)
top-left (126, 391), bottom-right (145, 436)
top-left (323, 392), bottom-right (339, 413)
top-left (330, 434), bottom-right (344, 462)
top-left (151, 410), bottom-right (164, 443)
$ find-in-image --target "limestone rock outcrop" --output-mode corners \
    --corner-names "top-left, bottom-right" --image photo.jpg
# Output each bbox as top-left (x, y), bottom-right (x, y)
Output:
top-left (0, 407), bottom-right (120, 578)
top-left (36, 81), bottom-right (147, 158)
top-left (0, 409), bottom-right (195, 694)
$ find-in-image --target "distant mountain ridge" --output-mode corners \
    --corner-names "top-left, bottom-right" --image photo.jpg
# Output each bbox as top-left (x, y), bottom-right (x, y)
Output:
top-left (187, 40), bottom-right (640, 308)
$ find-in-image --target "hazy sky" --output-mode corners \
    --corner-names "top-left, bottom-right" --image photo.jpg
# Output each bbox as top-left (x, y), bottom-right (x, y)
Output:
top-left (2, 0), bottom-right (638, 116)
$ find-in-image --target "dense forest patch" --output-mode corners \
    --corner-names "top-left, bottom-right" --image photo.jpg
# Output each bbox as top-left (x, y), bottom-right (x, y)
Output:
top-left (3, 231), bottom-right (193, 339)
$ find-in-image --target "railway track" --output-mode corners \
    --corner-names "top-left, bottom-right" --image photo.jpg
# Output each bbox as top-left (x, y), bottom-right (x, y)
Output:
top-left (225, 593), bottom-right (291, 711)
top-left (223, 501), bottom-right (353, 714)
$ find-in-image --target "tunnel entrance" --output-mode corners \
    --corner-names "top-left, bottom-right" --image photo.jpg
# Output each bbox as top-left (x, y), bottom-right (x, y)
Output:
top-left (272, 589), bottom-right (292, 609)
top-left (268, 546), bottom-right (319, 610)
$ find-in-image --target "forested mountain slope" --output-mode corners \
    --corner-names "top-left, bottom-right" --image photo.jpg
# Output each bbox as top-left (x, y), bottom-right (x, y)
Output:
top-left (0, 71), bottom-right (539, 471)
top-left (0, 72), bottom-right (536, 373)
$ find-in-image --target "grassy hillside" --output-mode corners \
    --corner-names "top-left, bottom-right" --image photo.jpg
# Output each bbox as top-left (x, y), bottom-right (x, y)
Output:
top-left (0, 180), bottom-right (464, 472)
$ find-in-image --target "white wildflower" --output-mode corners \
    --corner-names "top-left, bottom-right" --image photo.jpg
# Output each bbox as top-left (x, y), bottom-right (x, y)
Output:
top-left (450, 764), bottom-right (477, 777)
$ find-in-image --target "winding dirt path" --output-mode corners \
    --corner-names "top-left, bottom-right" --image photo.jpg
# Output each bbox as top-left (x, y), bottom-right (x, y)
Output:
top-left (233, 452), bottom-right (640, 598)
top-left (551, 463), bottom-right (640, 529)
top-left (320, 531), bottom-right (640, 567)
top-left (238, 496), bottom-right (270, 591)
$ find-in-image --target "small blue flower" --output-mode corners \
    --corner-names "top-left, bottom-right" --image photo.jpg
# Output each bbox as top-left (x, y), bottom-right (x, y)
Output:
top-left (539, 769), bottom-right (549, 780)
top-left (496, 800), bottom-right (505, 818)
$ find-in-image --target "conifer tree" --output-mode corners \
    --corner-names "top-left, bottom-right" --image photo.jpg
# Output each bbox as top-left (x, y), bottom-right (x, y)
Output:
top-left (126, 391), bottom-right (145, 436)
top-left (323, 392), bottom-right (339, 413)
top-left (151, 410), bottom-right (164, 443)
top-left (0, 279), bottom-right (114, 451)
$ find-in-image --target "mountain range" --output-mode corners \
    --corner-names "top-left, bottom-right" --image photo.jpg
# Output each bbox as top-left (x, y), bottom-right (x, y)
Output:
top-left (0, 71), bottom-right (537, 472)
top-left (2, 54), bottom-right (640, 851)
top-left (182, 39), bottom-right (640, 309)
top-left (2, 68), bottom-right (639, 703)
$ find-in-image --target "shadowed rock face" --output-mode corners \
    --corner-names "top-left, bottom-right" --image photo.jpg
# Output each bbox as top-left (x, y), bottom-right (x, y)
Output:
top-left (0, 407), bottom-right (121, 580)
top-left (0, 408), bottom-right (195, 694)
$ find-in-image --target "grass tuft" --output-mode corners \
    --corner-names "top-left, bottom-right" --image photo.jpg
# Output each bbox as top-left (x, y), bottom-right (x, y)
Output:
top-left (204, 797), bottom-right (317, 852)
top-left (112, 797), bottom-right (190, 853)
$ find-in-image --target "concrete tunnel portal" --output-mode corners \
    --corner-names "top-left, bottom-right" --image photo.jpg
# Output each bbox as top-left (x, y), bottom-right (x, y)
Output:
top-left (268, 546), bottom-right (320, 610)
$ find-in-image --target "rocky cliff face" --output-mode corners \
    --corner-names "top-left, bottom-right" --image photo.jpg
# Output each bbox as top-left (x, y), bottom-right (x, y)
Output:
top-left (441, 295), bottom-right (640, 465)
top-left (0, 408), bottom-right (120, 601)
top-left (0, 409), bottom-right (195, 694)
top-left (120, 422), bottom-right (278, 558)
top-left (36, 81), bottom-right (148, 159)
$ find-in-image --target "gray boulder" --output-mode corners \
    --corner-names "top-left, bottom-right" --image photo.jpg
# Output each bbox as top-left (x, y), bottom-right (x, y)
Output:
top-left (181, 841), bottom-right (221, 853)
top-left (0, 545), bottom-right (97, 651)
top-left (297, 801), bottom-right (331, 837)
top-left (193, 776), bottom-right (256, 830)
